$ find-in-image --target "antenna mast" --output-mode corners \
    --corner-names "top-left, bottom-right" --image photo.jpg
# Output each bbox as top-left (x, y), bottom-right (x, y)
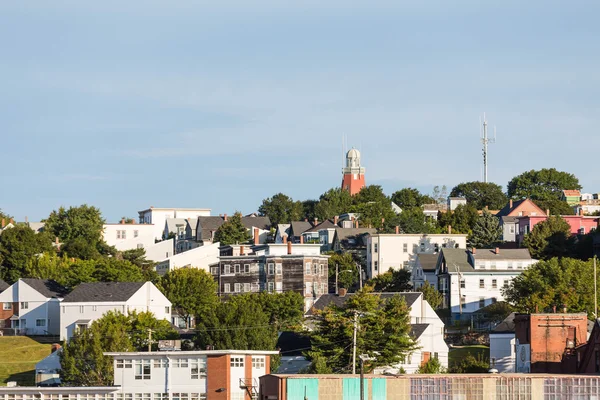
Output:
top-left (481, 113), bottom-right (496, 183)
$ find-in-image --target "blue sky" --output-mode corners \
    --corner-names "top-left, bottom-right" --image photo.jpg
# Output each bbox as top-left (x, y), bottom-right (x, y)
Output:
top-left (1, 1), bottom-right (599, 222)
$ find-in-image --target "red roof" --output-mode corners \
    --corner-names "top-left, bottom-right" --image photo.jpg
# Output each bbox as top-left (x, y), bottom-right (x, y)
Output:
top-left (563, 190), bottom-right (581, 197)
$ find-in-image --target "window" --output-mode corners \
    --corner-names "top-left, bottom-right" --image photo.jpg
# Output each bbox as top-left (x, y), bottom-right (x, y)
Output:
top-left (234, 283), bottom-right (242, 293)
top-left (153, 359), bottom-right (167, 368)
top-left (234, 264), bottom-right (241, 273)
top-left (403, 261), bottom-right (409, 269)
top-left (116, 359), bottom-right (124, 368)
top-left (244, 264), bottom-right (250, 273)
top-left (509, 225), bottom-right (515, 234)
top-left (243, 283), bottom-right (250, 293)
top-left (230, 357), bottom-right (244, 367)
top-left (172, 358), bottom-right (189, 368)
top-left (580, 227), bottom-right (586, 235)
top-left (224, 283), bottom-right (230, 293)
top-left (374, 261), bottom-right (378, 272)
top-left (116, 359), bottom-right (131, 369)
top-left (305, 263), bottom-right (312, 274)
top-left (517, 263), bottom-right (523, 269)
top-left (460, 279), bottom-right (465, 289)
top-left (492, 279), bottom-right (497, 289)
top-left (305, 282), bottom-right (311, 295)
top-left (479, 279), bottom-right (485, 289)
top-left (165, 306), bottom-right (170, 314)
top-left (503, 280), bottom-right (509, 289)
top-left (36, 319), bottom-right (46, 327)
top-left (79, 305), bottom-right (84, 313)
top-left (420, 242), bottom-right (425, 252)
top-left (134, 230), bottom-right (139, 238)
top-left (135, 360), bottom-right (150, 380)
top-left (402, 243), bottom-right (408, 253)
top-left (20, 302), bottom-right (28, 310)
top-left (507, 262), bottom-right (513, 269)
top-left (190, 359), bottom-right (206, 379)
top-left (479, 298), bottom-right (486, 308)
top-left (251, 283), bottom-right (259, 292)
top-left (252, 357), bottom-right (265, 369)
top-left (312, 264), bottom-right (318, 275)
top-left (322, 283), bottom-right (327, 294)
top-left (268, 282), bottom-right (274, 292)
top-left (117, 230), bottom-right (126, 239)
top-left (3, 303), bottom-right (11, 310)
top-left (434, 352), bottom-right (438, 359)
top-left (374, 243), bottom-right (378, 253)
top-left (224, 265), bottom-right (231, 274)
top-left (275, 282), bottom-right (282, 292)
top-left (211, 267), bottom-right (218, 275)
top-left (434, 243), bottom-right (439, 253)
top-left (490, 262), bottom-right (496, 270)
top-left (276, 263), bottom-right (282, 275)
top-left (268, 263), bottom-right (275, 275)
top-left (460, 297), bottom-right (466, 306)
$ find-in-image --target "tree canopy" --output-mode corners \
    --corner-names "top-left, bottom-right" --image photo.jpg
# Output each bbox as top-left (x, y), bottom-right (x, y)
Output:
top-left (417, 282), bottom-right (443, 310)
top-left (437, 204), bottom-right (479, 235)
top-left (314, 188), bottom-right (353, 221)
top-left (328, 252), bottom-right (359, 291)
top-left (450, 182), bottom-right (508, 210)
top-left (522, 216), bottom-right (573, 260)
top-left (307, 287), bottom-right (417, 373)
top-left (352, 185), bottom-right (396, 229)
top-left (391, 188), bottom-right (434, 209)
top-left (213, 212), bottom-right (250, 245)
top-left (258, 193), bottom-right (304, 225)
top-left (368, 268), bottom-right (412, 292)
top-left (0, 225), bottom-right (55, 282)
top-left (158, 268), bottom-right (219, 329)
top-left (469, 210), bottom-right (502, 248)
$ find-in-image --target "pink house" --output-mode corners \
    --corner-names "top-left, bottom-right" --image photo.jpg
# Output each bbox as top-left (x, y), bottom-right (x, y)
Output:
top-left (518, 215), bottom-right (599, 244)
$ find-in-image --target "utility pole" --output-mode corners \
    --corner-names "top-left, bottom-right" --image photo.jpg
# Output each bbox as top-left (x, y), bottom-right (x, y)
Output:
top-left (335, 264), bottom-right (339, 295)
top-left (359, 356), bottom-right (364, 400)
top-left (480, 113), bottom-right (496, 183)
top-left (595, 256), bottom-right (597, 318)
top-left (147, 329), bottom-right (153, 352)
top-left (352, 311), bottom-right (358, 374)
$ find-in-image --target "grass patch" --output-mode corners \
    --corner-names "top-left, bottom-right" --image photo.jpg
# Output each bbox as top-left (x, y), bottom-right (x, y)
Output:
top-left (449, 345), bottom-right (490, 367)
top-left (0, 337), bottom-right (53, 386)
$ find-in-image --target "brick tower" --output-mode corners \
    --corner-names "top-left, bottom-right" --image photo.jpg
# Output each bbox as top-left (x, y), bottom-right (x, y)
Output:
top-left (341, 148), bottom-right (366, 195)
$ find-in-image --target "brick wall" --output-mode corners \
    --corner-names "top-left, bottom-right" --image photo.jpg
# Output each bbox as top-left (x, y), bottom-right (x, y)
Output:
top-left (207, 354), bottom-right (229, 400)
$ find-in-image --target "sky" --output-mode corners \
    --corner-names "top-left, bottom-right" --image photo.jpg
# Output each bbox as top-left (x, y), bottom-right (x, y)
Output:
top-left (1, 1), bottom-right (599, 222)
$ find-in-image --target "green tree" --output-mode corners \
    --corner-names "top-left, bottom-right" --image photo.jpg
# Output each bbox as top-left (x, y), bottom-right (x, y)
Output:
top-left (352, 185), bottom-right (395, 229)
top-left (507, 168), bottom-right (581, 215)
top-left (308, 287), bottom-right (418, 373)
top-left (258, 193), bottom-right (303, 225)
top-left (0, 209), bottom-right (13, 223)
top-left (522, 216), bottom-right (573, 260)
top-left (61, 311), bottom-right (178, 386)
top-left (503, 258), bottom-right (599, 317)
top-left (158, 268), bottom-right (219, 329)
top-left (449, 353), bottom-right (489, 373)
top-left (314, 188), bottom-right (354, 221)
top-left (328, 252), bottom-right (359, 291)
top-left (254, 291), bottom-right (305, 330)
top-left (469, 210), bottom-right (502, 248)
top-left (0, 225), bottom-right (54, 282)
top-left (213, 212), bottom-right (251, 245)
top-left (369, 269), bottom-right (412, 292)
top-left (396, 207), bottom-right (438, 234)
top-left (44, 204), bottom-right (105, 243)
top-left (417, 282), bottom-right (443, 310)
top-left (391, 188), bottom-right (433, 209)
top-left (418, 357), bottom-right (446, 373)
top-left (302, 200), bottom-right (319, 221)
top-left (450, 182), bottom-right (508, 210)
top-left (437, 204), bottom-right (479, 234)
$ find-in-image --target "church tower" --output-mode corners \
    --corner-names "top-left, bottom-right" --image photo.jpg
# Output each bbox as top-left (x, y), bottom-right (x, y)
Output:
top-left (341, 148), bottom-right (366, 195)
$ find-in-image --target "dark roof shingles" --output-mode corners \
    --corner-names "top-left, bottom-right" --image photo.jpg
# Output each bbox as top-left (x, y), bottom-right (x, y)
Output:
top-left (21, 279), bottom-right (67, 298)
top-left (62, 282), bottom-right (146, 303)
top-left (306, 292), bottom-right (422, 316)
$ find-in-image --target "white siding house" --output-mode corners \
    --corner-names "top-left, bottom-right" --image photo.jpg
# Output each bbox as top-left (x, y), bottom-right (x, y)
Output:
top-left (138, 207), bottom-right (211, 241)
top-left (60, 282), bottom-right (171, 341)
top-left (412, 254), bottom-right (439, 290)
top-left (103, 222), bottom-right (156, 251)
top-left (0, 279), bottom-right (65, 335)
top-left (366, 233), bottom-right (467, 279)
top-left (489, 313), bottom-right (516, 373)
top-left (155, 242), bottom-right (220, 276)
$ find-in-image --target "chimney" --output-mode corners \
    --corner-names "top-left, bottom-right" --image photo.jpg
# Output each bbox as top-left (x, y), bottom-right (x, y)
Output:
top-left (224, 214), bottom-right (228, 222)
top-left (495, 247), bottom-right (500, 254)
top-left (120, 218), bottom-right (125, 224)
top-left (381, 218), bottom-right (385, 225)
top-left (448, 225), bottom-right (452, 234)
top-left (579, 208), bottom-right (584, 216)
top-left (9, 218), bottom-right (14, 225)
top-left (1, 219), bottom-right (5, 228)
top-left (338, 288), bottom-right (347, 297)
top-left (287, 241), bottom-right (292, 255)
top-left (300, 235), bottom-right (304, 244)
top-left (553, 305), bottom-right (557, 313)
top-left (509, 199), bottom-right (513, 209)
top-left (472, 247), bottom-right (476, 255)
top-left (334, 215), bottom-right (339, 226)
top-left (304, 218), bottom-right (308, 222)
top-left (240, 245), bottom-right (244, 256)
top-left (546, 209), bottom-right (550, 216)
top-left (313, 218), bottom-right (318, 226)
top-left (395, 226), bottom-right (399, 234)
top-left (535, 304), bottom-right (539, 313)
top-left (25, 216), bottom-right (28, 223)
top-left (563, 305), bottom-right (567, 313)
top-left (253, 228), bottom-right (259, 245)
top-left (283, 236), bottom-right (287, 244)
top-left (355, 220), bottom-right (359, 229)
top-left (51, 343), bottom-right (61, 353)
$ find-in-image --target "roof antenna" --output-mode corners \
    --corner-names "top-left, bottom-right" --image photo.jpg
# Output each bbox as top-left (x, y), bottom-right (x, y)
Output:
top-left (480, 113), bottom-right (496, 183)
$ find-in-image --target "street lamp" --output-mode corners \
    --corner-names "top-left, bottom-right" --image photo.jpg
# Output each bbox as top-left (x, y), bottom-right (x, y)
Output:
top-left (358, 354), bottom-right (373, 400)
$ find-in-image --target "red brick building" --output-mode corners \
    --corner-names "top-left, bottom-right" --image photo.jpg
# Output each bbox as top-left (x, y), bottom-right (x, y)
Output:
top-left (341, 148), bottom-right (365, 196)
top-left (514, 313), bottom-right (588, 373)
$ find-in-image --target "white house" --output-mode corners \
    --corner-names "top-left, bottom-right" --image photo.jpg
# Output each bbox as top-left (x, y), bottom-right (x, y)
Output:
top-left (412, 253), bottom-right (439, 290)
top-left (447, 197), bottom-right (467, 211)
top-left (0, 279), bottom-right (66, 335)
top-left (103, 221), bottom-right (155, 251)
top-left (436, 248), bottom-right (537, 319)
top-left (306, 292), bottom-right (448, 374)
top-left (366, 233), bottom-right (467, 279)
top-left (156, 242), bottom-right (220, 276)
top-left (138, 207), bottom-right (211, 241)
top-left (144, 238), bottom-right (175, 263)
top-left (59, 281), bottom-right (171, 341)
top-left (489, 313), bottom-right (516, 373)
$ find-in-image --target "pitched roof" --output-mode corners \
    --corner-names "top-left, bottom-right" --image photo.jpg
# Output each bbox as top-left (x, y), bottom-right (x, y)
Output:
top-left (62, 282), bottom-right (146, 303)
top-left (277, 224), bottom-right (290, 237)
top-left (496, 199), bottom-right (546, 218)
top-left (304, 219), bottom-right (337, 233)
top-left (439, 248), bottom-right (473, 273)
top-left (501, 216), bottom-right (519, 224)
top-left (492, 312), bottom-right (516, 333)
top-left (306, 292), bottom-right (422, 316)
top-left (20, 279), bottom-right (67, 298)
top-left (0, 279), bottom-right (10, 293)
top-left (475, 248), bottom-right (533, 260)
top-left (333, 228), bottom-right (377, 249)
top-left (197, 216), bottom-right (271, 240)
top-left (289, 221), bottom-right (313, 237)
top-left (416, 254), bottom-right (439, 272)
top-left (410, 323), bottom-right (429, 339)
top-left (563, 190), bottom-right (581, 197)
top-left (165, 218), bottom-right (187, 234)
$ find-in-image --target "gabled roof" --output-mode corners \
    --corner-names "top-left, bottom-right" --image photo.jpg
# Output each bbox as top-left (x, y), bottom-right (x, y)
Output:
top-left (333, 228), bottom-right (377, 249)
top-left (165, 218), bottom-right (187, 234)
top-left (20, 279), bottom-right (67, 298)
top-left (416, 254), bottom-right (439, 272)
top-left (289, 221), bottom-right (312, 237)
top-left (185, 218), bottom-right (197, 232)
top-left (0, 279), bottom-right (10, 293)
top-left (304, 219), bottom-right (337, 233)
top-left (496, 199), bottom-right (546, 218)
top-left (501, 216), bottom-right (519, 224)
top-left (438, 248), bottom-right (473, 273)
top-left (306, 292), bottom-right (422, 316)
top-left (196, 216), bottom-right (271, 241)
top-left (277, 224), bottom-right (290, 238)
top-left (491, 312), bottom-right (516, 333)
top-left (563, 190), bottom-right (581, 197)
top-left (410, 323), bottom-right (429, 339)
top-left (62, 282), bottom-right (146, 303)
top-left (475, 248), bottom-right (533, 260)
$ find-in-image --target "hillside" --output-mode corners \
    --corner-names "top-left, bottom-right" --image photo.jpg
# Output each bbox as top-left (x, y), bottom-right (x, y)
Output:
top-left (0, 337), bottom-right (54, 386)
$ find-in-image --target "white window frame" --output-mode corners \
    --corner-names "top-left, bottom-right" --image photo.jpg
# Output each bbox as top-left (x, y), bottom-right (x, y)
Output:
top-left (230, 357), bottom-right (244, 367)
top-left (134, 360), bottom-right (151, 380)
top-left (3, 303), bottom-right (11, 311)
top-left (276, 263), bottom-right (282, 275)
top-left (224, 283), bottom-right (230, 293)
top-left (305, 263), bottom-right (312, 275)
top-left (36, 319), bottom-right (46, 327)
top-left (20, 302), bottom-right (28, 310)
top-left (268, 263), bottom-right (275, 275)
top-left (252, 357), bottom-right (265, 369)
